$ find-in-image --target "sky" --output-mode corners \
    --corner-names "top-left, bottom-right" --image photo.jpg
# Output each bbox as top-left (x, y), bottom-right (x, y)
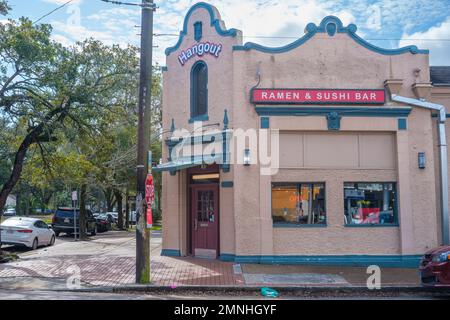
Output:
top-left (2, 0), bottom-right (450, 66)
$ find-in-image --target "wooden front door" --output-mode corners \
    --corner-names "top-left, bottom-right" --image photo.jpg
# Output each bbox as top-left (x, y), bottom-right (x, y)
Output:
top-left (191, 184), bottom-right (219, 258)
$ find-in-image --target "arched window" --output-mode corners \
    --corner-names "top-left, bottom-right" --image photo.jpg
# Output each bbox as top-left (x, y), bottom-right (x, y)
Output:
top-left (190, 61), bottom-right (208, 121)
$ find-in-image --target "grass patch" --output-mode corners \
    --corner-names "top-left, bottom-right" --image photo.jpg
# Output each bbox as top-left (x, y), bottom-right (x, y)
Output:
top-left (0, 252), bottom-right (19, 263)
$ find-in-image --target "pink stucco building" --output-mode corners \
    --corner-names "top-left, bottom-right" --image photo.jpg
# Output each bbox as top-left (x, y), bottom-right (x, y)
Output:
top-left (154, 2), bottom-right (450, 267)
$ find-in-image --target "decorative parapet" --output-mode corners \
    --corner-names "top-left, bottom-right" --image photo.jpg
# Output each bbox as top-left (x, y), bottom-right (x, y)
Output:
top-left (233, 15), bottom-right (429, 56)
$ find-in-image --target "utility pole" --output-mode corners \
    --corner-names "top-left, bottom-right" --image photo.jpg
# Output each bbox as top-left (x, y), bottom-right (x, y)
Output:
top-left (136, 0), bottom-right (154, 284)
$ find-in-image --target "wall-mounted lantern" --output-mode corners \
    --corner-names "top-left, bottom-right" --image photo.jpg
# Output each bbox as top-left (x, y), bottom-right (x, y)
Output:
top-left (418, 152), bottom-right (426, 169)
top-left (244, 149), bottom-right (251, 166)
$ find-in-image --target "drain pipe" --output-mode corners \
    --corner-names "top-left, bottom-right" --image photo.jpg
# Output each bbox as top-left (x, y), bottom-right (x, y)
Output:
top-left (391, 94), bottom-right (449, 245)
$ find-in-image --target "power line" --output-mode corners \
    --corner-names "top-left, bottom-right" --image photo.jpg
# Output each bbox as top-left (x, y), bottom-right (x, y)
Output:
top-left (100, 0), bottom-right (155, 8)
top-left (33, 0), bottom-right (75, 25)
top-left (153, 33), bottom-right (450, 41)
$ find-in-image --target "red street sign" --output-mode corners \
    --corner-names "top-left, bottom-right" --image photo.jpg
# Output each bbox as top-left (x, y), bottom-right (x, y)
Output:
top-left (251, 88), bottom-right (385, 105)
top-left (145, 174), bottom-right (154, 229)
top-left (146, 207), bottom-right (153, 229)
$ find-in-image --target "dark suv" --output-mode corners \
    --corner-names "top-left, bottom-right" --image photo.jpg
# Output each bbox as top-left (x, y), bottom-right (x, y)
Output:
top-left (51, 208), bottom-right (97, 237)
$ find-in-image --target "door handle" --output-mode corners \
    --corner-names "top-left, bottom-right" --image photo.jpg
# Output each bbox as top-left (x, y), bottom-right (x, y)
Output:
top-left (194, 219), bottom-right (198, 231)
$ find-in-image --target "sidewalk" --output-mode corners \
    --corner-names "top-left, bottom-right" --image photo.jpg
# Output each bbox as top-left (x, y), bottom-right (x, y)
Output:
top-left (0, 230), bottom-right (420, 290)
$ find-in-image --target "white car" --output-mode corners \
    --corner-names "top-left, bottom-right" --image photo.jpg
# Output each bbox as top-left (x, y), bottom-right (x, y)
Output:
top-left (0, 217), bottom-right (55, 250)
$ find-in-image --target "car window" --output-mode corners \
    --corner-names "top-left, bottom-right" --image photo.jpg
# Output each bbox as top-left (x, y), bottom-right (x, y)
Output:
top-left (56, 210), bottom-right (79, 218)
top-left (34, 221), bottom-right (46, 229)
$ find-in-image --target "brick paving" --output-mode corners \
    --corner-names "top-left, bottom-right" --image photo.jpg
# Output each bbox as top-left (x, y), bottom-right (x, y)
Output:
top-left (0, 232), bottom-right (244, 287)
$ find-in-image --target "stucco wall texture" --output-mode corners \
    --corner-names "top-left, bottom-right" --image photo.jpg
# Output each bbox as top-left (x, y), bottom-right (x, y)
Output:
top-left (160, 3), bottom-right (449, 261)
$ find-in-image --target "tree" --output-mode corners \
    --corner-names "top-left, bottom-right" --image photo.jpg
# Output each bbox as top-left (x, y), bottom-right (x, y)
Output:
top-left (0, 18), bottom-right (140, 239)
top-left (0, 0), bottom-right (10, 16)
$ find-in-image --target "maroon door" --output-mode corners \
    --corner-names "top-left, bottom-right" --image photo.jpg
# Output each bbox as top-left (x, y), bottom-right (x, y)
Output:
top-left (191, 185), bottom-right (219, 258)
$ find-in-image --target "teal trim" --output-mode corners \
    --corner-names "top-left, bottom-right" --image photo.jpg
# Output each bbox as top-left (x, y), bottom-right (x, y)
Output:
top-left (398, 118), bottom-right (407, 130)
top-left (260, 117), bottom-right (270, 129)
top-left (189, 114), bottom-right (210, 123)
top-left (190, 60), bottom-right (208, 122)
top-left (165, 2), bottom-right (238, 56)
top-left (233, 16), bottom-right (428, 55)
top-left (153, 153), bottom-right (227, 173)
top-left (221, 181), bottom-right (234, 188)
top-left (219, 254), bottom-right (421, 268)
top-left (194, 21), bottom-right (202, 41)
top-left (326, 112), bottom-right (341, 130)
top-left (273, 223), bottom-right (327, 228)
top-left (161, 249), bottom-right (181, 257)
top-left (254, 106), bottom-right (412, 117)
top-left (219, 254), bottom-right (235, 262)
top-left (431, 114), bottom-right (450, 118)
top-left (345, 223), bottom-right (399, 228)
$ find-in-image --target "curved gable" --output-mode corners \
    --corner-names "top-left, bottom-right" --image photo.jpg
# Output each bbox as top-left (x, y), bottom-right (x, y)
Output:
top-left (165, 2), bottom-right (239, 56)
top-left (233, 15), bottom-right (429, 56)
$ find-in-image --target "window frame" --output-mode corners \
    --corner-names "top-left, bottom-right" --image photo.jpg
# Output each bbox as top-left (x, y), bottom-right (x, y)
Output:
top-left (271, 182), bottom-right (327, 228)
top-left (190, 60), bottom-right (209, 123)
top-left (343, 181), bottom-right (399, 228)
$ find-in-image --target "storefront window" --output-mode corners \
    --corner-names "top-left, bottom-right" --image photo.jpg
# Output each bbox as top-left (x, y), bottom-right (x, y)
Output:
top-left (271, 183), bottom-right (326, 226)
top-left (344, 183), bottom-right (397, 225)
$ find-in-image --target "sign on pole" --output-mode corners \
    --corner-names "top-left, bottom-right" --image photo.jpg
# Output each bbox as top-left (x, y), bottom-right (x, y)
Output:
top-left (71, 191), bottom-right (77, 241)
top-left (145, 173), bottom-right (154, 229)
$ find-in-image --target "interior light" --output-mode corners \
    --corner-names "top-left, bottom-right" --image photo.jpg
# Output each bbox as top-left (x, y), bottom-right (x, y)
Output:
top-left (244, 149), bottom-right (251, 166)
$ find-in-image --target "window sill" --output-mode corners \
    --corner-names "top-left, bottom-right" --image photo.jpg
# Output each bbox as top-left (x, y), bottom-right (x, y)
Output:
top-left (189, 114), bottom-right (209, 123)
top-left (344, 223), bottom-right (399, 228)
top-left (273, 223), bottom-right (327, 228)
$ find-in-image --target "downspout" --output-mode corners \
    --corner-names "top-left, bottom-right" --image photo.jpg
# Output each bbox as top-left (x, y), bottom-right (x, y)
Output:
top-left (391, 94), bottom-right (449, 245)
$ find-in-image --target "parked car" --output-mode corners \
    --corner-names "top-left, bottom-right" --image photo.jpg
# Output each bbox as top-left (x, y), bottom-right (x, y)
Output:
top-left (95, 214), bottom-right (112, 233)
top-left (106, 212), bottom-right (118, 224)
top-left (51, 208), bottom-right (97, 237)
top-left (419, 245), bottom-right (450, 286)
top-left (0, 217), bottom-right (55, 250)
top-left (3, 208), bottom-right (16, 217)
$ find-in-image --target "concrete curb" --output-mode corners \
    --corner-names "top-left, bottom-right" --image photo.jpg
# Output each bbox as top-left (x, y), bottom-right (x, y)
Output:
top-left (58, 284), bottom-right (450, 296)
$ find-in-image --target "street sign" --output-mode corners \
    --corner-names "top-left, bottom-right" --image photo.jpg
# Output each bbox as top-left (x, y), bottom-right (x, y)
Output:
top-left (145, 174), bottom-right (154, 229)
top-left (71, 191), bottom-right (78, 201)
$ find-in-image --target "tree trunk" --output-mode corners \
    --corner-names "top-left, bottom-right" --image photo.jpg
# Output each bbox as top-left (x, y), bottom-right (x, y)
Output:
top-left (79, 184), bottom-right (87, 240)
top-left (114, 189), bottom-right (123, 230)
top-left (105, 187), bottom-right (116, 212)
top-left (0, 133), bottom-right (36, 215)
top-left (125, 189), bottom-right (130, 229)
top-left (0, 104), bottom-right (67, 216)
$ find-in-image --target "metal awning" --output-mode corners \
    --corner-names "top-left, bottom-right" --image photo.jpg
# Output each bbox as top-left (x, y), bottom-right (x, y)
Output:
top-left (152, 153), bottom-right (226, 173)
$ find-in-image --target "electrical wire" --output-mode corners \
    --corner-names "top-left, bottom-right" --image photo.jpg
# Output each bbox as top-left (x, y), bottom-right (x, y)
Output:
top-left (33, 0), bottom-right (75, 25)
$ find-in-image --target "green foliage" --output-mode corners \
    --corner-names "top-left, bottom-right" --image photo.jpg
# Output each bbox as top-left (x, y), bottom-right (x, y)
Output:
top-left (0, 15), bottom-right (163, 215)
top-left (0, 0), bottom-right (10, 16)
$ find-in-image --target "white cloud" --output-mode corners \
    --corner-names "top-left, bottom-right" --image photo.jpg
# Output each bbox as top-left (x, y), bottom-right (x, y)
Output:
top-left (399, 18), bottom-right (450, 66)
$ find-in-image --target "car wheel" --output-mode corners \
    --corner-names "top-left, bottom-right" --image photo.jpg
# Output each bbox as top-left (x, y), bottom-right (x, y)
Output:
top-left (31, 238), bottom-right (38, 250)
top-left (91, 226), bottom-right (97, 236)
top-left (49, 235), bottom-right (55, 246)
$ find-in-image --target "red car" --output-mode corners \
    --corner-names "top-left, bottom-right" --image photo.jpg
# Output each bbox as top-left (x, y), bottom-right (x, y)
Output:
top-left (420, 246), bottom-right (450, 286)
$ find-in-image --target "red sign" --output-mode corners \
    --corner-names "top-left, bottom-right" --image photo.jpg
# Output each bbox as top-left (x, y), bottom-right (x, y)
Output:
top-left (251, 88), bottom-right (385, 105)
top-left (145, 174), bottom-right (154, 206)
top-left (145, 174), bottom-right (154, 229)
